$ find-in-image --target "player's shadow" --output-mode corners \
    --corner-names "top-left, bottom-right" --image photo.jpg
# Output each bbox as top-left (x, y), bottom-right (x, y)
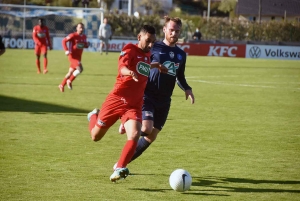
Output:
top-left (192, 176), bottom-right (300, 194)
top-left (129, 175), bottom-right (300, 196)
top-left (0, 95), bottom-right (89, 114)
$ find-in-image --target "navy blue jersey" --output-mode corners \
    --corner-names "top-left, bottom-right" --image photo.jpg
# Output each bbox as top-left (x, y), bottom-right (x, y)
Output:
top-left (144, 41), bottom-right (192, 101)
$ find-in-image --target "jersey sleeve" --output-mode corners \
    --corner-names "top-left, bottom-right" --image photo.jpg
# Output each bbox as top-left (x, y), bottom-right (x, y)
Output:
top-left (150, 44), bottom-right (160, 63)
top-left (62, 33), bottom-right (73, 51)
top-left (32, 26), bottom-right (39, 44)
top-left (98, 25), bottom-right (102, 37)
top-left (45, 27), bottom-right (51, 47)
top-left (118, 44), bottom-right (134, 73)
top-left (176, 51), bottom-right (192, 91)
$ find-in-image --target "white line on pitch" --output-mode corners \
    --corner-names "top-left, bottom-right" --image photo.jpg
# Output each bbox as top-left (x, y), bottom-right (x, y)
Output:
top-left (189, 80), bottom-right (300, 90)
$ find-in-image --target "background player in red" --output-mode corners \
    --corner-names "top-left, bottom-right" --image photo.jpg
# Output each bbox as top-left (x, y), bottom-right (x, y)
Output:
top-left (59, 23), bottom-right (89, 92)
top-left (87, 25), bottom-right (167, 182)
top-left (32, 18), bottom-right (52, 74)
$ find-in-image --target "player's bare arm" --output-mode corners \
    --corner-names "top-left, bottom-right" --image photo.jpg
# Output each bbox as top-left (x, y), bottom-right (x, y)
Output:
top-left (150, 62), bottom-right (168, 73)
top-left (120, 66), bottom-right (138, 82)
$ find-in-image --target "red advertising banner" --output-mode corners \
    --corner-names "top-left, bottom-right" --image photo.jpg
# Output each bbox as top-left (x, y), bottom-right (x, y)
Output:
top-left (177, 43), bottom-right (246, 58)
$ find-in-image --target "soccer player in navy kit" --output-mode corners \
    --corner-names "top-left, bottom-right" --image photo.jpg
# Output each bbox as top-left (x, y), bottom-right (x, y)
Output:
top-left (119, 16), bottom-right (195, 164)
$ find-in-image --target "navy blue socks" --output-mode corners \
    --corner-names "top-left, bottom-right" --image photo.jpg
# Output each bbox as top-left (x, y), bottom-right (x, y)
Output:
top-left (129, 134), bottom-right (151, 163)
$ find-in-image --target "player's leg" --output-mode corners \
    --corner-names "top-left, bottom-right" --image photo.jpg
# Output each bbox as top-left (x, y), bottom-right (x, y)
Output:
top-left (129, 101), bottom-right (170, 163)
top-left (99, 40), bottom-right (104, 54)
top-left (58, 67), bottom-right (74, 92)
top-left (67, 62), bottom-right (82, 90)
top-left (89, 122), bottom-right (109, 141)
top-left (88, 94), bottom-right (121, 141)
top-left (35, 46), bottom-right (41, 74)
top-left (42, 46), bottom-right (48, 74)
top-left (111, 109), bottom-right (141, 182)
top-left (115, 119), bottom-right (141, 168)
top-left (105, 39), bottom-right (109, 55)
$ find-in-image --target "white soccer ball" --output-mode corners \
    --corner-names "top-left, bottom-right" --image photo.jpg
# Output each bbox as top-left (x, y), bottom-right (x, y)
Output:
top-left (169, 169), bottom-right (192, 192)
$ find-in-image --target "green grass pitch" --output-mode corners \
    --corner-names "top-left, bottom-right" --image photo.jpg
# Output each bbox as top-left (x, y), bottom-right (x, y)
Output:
top-left (0, 49), bottom-right (299, 201)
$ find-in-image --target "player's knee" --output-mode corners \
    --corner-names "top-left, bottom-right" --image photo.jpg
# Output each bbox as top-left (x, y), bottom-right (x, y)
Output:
top-left (66, 72), bottom-right (71, 77)
top-left (142, 127), bottom-right (152, 135)
top-left (90, 132), bottom-right (101, 141)
top-left (90, 127), bottom-right (105, 141)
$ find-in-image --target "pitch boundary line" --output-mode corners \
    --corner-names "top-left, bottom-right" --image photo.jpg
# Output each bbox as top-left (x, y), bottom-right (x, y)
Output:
top-left (189, 79), bottom-right (300, 90)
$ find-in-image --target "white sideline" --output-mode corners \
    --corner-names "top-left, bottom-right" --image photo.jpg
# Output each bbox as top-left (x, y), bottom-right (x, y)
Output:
top-left (189, 79), bottom-right (300, 90)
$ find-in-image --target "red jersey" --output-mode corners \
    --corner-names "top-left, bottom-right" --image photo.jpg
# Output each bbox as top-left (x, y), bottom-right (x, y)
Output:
top-left (32, 25), bottom-right (51, 47)
top-left (110, 43), bottom-right (151, 106)
top-left (62, 32), bottom-right (88, 59)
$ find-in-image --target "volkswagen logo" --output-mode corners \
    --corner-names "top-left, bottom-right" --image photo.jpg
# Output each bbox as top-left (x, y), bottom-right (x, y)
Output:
top-left (249, 46), bottom-right (261, 58)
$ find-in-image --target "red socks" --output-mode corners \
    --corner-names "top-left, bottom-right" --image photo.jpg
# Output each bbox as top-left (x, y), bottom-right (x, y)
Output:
top-left (69, 74), bottom-right (76, 82)
top-left (61, 78), bottom-right (67, 86)
top-left (117, 140), bottom-right (137, 168)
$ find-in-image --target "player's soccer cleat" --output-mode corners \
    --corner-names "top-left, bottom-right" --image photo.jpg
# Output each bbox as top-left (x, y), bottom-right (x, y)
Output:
top-left (87, 108), bottom-right (100, 121)
top-left (113, 162), bottom-right (117, 170)
top-left (67, 79), bottom-right (72, 90)
top-left (58, 84), bottom-right (64, 92)
top-left (43, 69), bottom-right (48, 74)
top-left (110, 168), bottom-right (130, 182)
top-left (118, 124), bottom-right (126, 134)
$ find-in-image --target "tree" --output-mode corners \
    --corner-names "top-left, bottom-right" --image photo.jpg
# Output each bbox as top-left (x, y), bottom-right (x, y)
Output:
top-left (218, 0), bottom-right (237, 13)
top-left (218, 0), bottom-right (237, 18)
top-left (135, 0), bottom-right (162, 15)
top-left (99, 0), bottom-right (115, 10)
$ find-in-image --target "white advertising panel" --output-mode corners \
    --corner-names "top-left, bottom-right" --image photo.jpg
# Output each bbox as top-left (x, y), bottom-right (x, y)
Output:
top-left (53, 37), bottom-right (136, 52)
top-left (2, 37), bottom-right (35, 49)
top-left (246, 45), bottom-right (300, 60)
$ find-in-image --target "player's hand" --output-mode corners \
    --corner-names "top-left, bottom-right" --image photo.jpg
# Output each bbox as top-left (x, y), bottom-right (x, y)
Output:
top-left (129, 70), bottom-right (138, 82)
top-left (185, 89), bottom-right (195, 104)
top-left (65, 50), bottom-right (70, 56)
top-left (49, 45), bottom-right (53, 50)
top-left (151, 62), bottom-right (168, 73)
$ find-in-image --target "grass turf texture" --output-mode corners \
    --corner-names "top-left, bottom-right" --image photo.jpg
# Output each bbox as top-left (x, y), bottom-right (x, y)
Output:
top-left (0, 49), bottom-right (299, 200)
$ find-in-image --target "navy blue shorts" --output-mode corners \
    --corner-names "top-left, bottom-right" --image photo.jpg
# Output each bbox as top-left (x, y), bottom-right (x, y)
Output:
top-left (142, 96), bottom-right (170, 131)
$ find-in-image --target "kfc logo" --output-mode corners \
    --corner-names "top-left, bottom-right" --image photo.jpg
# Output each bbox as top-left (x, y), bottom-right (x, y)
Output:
top-left (208, 46), bottom-right (238, 57)
top-left (177, 44), bottom-right (190, 52)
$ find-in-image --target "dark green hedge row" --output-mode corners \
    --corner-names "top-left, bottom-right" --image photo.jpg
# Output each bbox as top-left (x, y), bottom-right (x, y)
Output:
top-left (106, 14), bottom-right (300, 42)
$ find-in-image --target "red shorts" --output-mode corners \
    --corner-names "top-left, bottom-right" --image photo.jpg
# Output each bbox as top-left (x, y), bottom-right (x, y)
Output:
top-left (96, 93), bottom-right (142, 128)
top-left (68, 56), bottom-right (81, 69)
top-left (35, 44), bottom-right (47, 55)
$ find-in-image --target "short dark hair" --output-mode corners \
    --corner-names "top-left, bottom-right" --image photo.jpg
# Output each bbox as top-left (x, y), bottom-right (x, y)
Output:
top-left (140, 25), bottom-right (155, 35)
top-left (77, 22), bottom-right (84, 27)
top-left (164, 16), bottom-right (182, 27)
top-left (38, 18), bottom-right (44, 22)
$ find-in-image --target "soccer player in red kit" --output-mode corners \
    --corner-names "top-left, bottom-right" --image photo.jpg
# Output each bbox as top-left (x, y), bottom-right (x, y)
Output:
top-left (87, 25), bottom-right (168, 182)
top-left (59, 23), bottom-right (89, 92)
top-left (32, 18), bottom-right (52, 74)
